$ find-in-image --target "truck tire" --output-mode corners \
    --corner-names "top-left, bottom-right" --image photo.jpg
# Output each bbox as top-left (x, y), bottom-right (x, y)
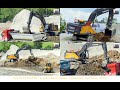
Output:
top-left (72, 35), bottom-right (78, 41)
top-left (71, 69), bottom-right (77, 75)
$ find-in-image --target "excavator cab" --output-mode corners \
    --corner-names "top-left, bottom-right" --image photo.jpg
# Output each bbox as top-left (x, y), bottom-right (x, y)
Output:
top-left (7, 54), bottom-right (18, 62)
top-left (64, 50), bottom-right (80, 60)
top-left (60, 60), bottom-right (79, 75)
top-left (64, 42), bottom-right (93, 64)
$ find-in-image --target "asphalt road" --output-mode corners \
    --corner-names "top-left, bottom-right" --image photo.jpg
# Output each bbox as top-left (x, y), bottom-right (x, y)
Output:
top-left (60, 33), bottom-right (86, 43)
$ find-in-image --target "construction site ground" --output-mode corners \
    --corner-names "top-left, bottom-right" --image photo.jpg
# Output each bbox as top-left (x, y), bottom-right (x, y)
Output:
top-left (60, 41), bottom-right (120, 75)
top-left (0, 49), bottom-right (60, 76)
top-left (60, 33), bottom-right (87, 43)
top-left (0, 67), bottom-right (60, 76)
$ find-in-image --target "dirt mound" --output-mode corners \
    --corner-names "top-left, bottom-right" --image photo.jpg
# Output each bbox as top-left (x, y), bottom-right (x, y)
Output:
top-left (76, 50), bottom-right (120, 75)
top-left (43, 53), bottom-right (60, 67)
top-left (0, 53), bottom-right (60, 72)
top-left (76, 62), bottom-right (104, 75)
top-left (89, 50), bottom-right (120, 62)
top-left (0, 58), bottom-right (46, 72)
top-left (3, 59), bottom-right (37, 67)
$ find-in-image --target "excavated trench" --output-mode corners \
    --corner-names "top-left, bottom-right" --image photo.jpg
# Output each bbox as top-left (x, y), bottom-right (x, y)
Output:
top-left (76, 50), bottom-right (120, 75)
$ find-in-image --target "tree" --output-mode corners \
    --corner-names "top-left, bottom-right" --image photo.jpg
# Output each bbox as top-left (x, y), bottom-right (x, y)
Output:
top-left (94, 18), bottom-right (99, 23)
top-left (60, 16), bottom-right (66, 32)
top-left (99, 17), bottom-right (118, 24)
top-left (99, 18), bottom-right (106, 23)
top-left (0, 8), bottom-right (56, 23)
top-left (112, 18), bottom-right (118, 24)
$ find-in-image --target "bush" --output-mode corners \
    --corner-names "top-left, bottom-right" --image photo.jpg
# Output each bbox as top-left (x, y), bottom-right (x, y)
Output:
top-left (0, 42), bottom-right (54, 51)
top-left (41, 42), bottom-right (54, 50)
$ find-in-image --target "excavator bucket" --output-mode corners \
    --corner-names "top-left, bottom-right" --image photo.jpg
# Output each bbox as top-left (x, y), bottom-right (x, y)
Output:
top-left (105, 63), bottom-right (120, 75)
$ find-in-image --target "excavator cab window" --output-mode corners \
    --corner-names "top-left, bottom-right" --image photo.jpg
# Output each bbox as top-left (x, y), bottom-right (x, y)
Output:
top-left (78, 20), bottom-right (86, 26)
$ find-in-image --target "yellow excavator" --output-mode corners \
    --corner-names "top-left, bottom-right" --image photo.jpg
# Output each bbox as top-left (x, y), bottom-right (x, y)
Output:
top-left (62, 42), bottom-right (120, 75)
top-left (7, 45), bottom-right (54, 73)
top-left (7, 45), bottom-right (35, 62)
top-left (64, 42), bottom-right (109, 64)
top-left (67, 8), bottom-right (119, 41)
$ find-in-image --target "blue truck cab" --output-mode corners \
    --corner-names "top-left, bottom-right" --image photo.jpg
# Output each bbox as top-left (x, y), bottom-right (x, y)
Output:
top-left (60, 60), bottom-right (79, 75)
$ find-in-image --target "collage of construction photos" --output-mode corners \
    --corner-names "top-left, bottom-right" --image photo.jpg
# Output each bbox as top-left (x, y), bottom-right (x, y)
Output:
top-left (0, 8), bottom-right (120, 77)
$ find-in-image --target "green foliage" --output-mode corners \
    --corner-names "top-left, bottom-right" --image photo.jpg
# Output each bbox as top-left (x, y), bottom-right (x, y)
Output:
top-left (0, 42), bottom-right (54, 51)
top-left (99, 18), bottom-right (107, 23)
top-left (60, 16), bottom-right (66, 32)
top-left (98, 17), bottom-right (118, 24)
top-left (112, 18), bottom-right (118, 23)
top-left (0, 8), bottom-right (56, 22)
top-left (0, 42), bottom-right (6, 51)
top-left (94, 18), bottom-right (99, 23)
top-left (41, 42), bottom-right (54, 50)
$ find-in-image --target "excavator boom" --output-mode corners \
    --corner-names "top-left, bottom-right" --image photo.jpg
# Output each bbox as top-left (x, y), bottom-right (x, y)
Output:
top-left (86, 8), bottom-right (115, 26)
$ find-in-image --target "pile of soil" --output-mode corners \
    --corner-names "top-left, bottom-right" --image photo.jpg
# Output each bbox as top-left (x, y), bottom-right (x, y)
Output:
top-left (76, 50), bottom-right (120, 75)
top-left (0, 53), bottom-right (60, 72)
top-left (76, 62), bottom-right (104, 75)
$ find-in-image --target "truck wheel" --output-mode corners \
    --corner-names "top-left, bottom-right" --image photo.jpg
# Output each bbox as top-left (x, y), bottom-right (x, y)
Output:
top-left (71, 69), bottom-right (77, 75)
top-left (72, 35), bottom-right (78, 41)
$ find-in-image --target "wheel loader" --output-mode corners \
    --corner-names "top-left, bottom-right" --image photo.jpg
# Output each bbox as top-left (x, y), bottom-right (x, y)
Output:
top-left (67, 8), bottom-right (119, 41)
top-left (44, 63), bottom-right (54, 73)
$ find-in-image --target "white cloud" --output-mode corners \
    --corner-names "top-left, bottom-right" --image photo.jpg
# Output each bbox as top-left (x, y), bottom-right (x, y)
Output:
top-left (61, 8), bottom-right (91, 22)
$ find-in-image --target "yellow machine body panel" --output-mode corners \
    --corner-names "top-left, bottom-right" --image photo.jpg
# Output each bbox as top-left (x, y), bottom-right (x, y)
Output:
top-left (80, 26), bottom-right (96, 34)
top-left (64, 52), bottom-right (80, 60)
top-left (7, 55), bottom-right (17, 59)
top-left (45, 66), bottom-right (52, 71)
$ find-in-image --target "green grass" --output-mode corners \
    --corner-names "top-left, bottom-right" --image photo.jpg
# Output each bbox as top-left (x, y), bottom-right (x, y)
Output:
top-left (0, 42), bottom-right (54, 51)
top-left (41, 42), bottom-right (54, 50)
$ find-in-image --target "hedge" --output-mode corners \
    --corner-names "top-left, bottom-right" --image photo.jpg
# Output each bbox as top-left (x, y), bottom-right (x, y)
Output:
top-left (0, 42), bottom-right (54, 52)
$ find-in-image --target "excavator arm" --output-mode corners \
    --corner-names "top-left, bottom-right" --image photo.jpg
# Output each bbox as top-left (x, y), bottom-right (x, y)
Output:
top-left (15, 45), bottom-right (34, 59)
top-left (86, 8), bottom-right (115, 26)
top-left (26, 10), bottom-right (46, 34)
top-left (75, 42), bottom-right (109, 64)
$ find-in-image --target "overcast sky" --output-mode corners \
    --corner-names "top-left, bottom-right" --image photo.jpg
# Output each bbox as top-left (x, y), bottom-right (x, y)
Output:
top-left (60, 8), bottom-right (120, 23)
